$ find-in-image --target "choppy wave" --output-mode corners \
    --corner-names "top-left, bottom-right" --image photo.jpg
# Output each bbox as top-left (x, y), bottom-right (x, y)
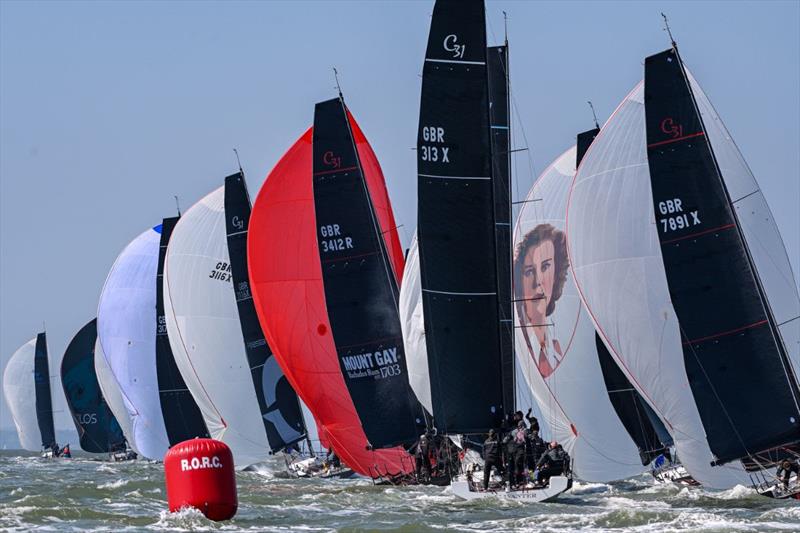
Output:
top-left (0, 451), bottom-right (798, 531)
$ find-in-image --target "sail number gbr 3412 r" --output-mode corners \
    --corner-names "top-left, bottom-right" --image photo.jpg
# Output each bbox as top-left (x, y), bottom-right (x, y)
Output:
top-left (420, 126), bottom-right (450, 163)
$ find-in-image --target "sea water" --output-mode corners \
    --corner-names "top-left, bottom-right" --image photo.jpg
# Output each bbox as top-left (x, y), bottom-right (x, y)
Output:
top-left (1, 450), bottom-right (799, 532)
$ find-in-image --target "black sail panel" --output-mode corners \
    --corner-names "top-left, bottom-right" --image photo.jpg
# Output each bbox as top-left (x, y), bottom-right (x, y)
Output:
top-left (34, 332), bottom-right (56, 450)
top-left (645, 47), bottom-right (800, 464)
top-left (313, 97), bottom-right (422, 448)
top-left (224, 172), bottom-right (307, 452)
top-left (60, 319), bottom-right (125, 453)
top-left (418, 0), bottom-right (503, 434)
top-left (576, 127), bottom-right (600, 167)
top-left (596, 333), bottom-right (669, 465)
top-left (488, 44), bottom-right (514, 414)
top-left (156, 216), bottom-right (209, 444)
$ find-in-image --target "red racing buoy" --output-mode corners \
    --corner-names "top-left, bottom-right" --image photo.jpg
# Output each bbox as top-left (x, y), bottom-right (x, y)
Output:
top-left (164, 438), bottom-right (237, 521)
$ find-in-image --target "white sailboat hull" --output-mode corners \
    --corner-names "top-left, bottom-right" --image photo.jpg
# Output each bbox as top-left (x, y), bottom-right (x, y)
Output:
top-left (451, 476), bottom-right (570, 502)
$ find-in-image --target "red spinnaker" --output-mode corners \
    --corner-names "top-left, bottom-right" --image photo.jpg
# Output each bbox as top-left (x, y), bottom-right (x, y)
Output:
top-left (247, 118), bottom-right (412, 478)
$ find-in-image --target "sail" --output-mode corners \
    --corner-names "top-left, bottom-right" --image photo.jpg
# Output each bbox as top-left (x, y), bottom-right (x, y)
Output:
top-left (643, 48), bottom-right (800, 465)
top-left (312, 97), bottom-right (421, 448)
top-left (417, 0), bottom-right (504, 434)
top-left (33, 332), bottom-right (56, 450)
top-left (94, 338), bottom-right (137, 454)
top-left (155, 216), bottom-right (209, 445)
top-left (399, 233), bottom-right (432, 414)
top-left (567, 79), bottom-right (753, 488)
top-left (61, 319), bottom-right (125, 453)
top-left (248, 122), bottom-right (414, 478)
top-left (3, 337), bottom-right (42, 451)
top-left (97, 225), bottom-right (170, 460)
top-left (488, 43), bottom-right (515, 413)
top-left (164, 185), bottom-right (274, 467)
top-left (224, 172), bottom-right (307, 452)
top-left (513, 146), bottom-right (644, 481)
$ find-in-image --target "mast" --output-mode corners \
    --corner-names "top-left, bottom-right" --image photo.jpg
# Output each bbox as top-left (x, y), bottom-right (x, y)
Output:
top-left (644, 40), bottom-right (800, 465)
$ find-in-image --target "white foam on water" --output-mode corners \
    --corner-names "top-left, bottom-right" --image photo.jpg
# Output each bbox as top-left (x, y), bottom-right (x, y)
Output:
top-left (97, 479), bottom-right (129, 489)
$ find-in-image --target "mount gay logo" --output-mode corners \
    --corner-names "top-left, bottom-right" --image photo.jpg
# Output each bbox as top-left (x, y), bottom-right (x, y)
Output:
top-left (323, 151), bottom-right (341, 169)
top-left (230, 215), bottom-right (244, 231)
top-left (180, 455), bottom-right (224, 471)
top-left (660, 117), bottom-right (683, 139)
top-left (443, 34), bottom-right (465, 59)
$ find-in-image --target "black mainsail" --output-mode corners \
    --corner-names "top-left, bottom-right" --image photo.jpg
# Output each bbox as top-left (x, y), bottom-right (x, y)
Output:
top-left (645, 46), bottom-right (800, 465)
top-left (312, 97), bottom-right (422, 449)
top-left (34, 332), bottom-right (57, 451)
top-left (417, 0), bottom-right (505, 434)
top-left (156, 216), bottom-right (209, 444)
top-left (224, 171), bottom-right (308, 452)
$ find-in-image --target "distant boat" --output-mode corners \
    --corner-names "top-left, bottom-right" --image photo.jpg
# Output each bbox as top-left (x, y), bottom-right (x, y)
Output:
top-left (3, 331), bottom-right (66, 457)
top-left (60, 318), bottom-right (131, 458)
top-left (247, 96), bottom-right (421, 481)
top-left (163, 172), bottom-right (310, 469)
top-left (97, 222), bottom-right (209, 461)
top-left (567, 41), bottom-right (800, 494)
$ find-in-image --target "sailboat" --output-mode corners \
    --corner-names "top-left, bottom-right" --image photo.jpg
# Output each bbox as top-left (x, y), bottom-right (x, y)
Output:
top-left (60, 318), bottom-right (131, 459)
top-left (163, 171), bottom-right (310, 469)
top-left (247, 95), bottom-right (423, 481)
top-left (3, 332), bottom-right (66, 457)
top-left (567, 34), bottom-right (800, 495)
top-left (407, 0), bottom-right (569, 501)
top-left (96, 222), bottom-right (209, 461)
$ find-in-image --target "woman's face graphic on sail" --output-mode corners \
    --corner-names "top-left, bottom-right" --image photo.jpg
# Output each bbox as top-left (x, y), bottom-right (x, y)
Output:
top-left (522, 239), bottom-right (555, 327)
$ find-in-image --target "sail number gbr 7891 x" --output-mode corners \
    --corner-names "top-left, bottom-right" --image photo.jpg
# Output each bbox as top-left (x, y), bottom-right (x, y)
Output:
top-left (658, 197), bottom-right (702, 235)
top-left (420, 126), bottom-right (450, 163)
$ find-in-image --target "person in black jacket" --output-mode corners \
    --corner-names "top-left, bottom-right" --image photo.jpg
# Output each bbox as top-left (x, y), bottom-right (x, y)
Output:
top-left (535, 442), bottom-right (569, 486)
top-left (503, 421), bottom-right (528, 489)
top-left (527, 429), bottom-right (547, 470)
top-left (414, 434), bottom-right (432, 482)
top-left (526, 408), bottom-right (540, 433)
top-left (482, 429), bottom-right (501, 490)
top-left (777, 459), bottom-right (800, 489)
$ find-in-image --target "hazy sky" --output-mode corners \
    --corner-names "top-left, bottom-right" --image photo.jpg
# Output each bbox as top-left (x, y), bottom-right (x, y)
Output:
top-left (1, 0), bottom-right (798, 440)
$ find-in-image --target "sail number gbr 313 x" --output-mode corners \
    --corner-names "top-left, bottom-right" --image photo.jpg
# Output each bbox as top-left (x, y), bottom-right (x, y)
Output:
top-left (420, 126), bottom-right (450, 163)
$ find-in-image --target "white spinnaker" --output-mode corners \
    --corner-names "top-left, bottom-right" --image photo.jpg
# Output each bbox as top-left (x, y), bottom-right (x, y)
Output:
top-left (514, 146), bottom-right (644, 482)
top-left (688, 70), bottom-right (800, 374)
top-left (398, 233), bottom-right (433, 414)
top-left (3, 338), bottom-right (42, 451)
top-left (567, 81), bottom-right (750, 488)
top-left (97, 226), bottom-right (170, 461)
top-left (163, 186), bottom-right (270, 468)
top-left (94, 338), bottom-right (138, 455)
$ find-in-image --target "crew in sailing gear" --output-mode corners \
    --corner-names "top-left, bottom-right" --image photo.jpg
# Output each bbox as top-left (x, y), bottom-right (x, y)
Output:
top-left (482, 429), bottom-right (501, 490)
top-left (526, 408), bottom-right (540, 433)
top-left (777, 459), bottom-right (800, 489)
top-left (527, 430), bottom-right (547, 470)
top-left (414, 434), bottom-right (432, 482)
top-left (324, 449), bottom-right (341, 469)
top-left (61, 444), bottom-right (71, 458)
top-left (535, 442), bottom-right (569, 486)
top-left (503, 422), bottom-right (528, 487)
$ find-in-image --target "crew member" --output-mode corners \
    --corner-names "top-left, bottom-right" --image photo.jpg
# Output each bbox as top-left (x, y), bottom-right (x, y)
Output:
top-left (526, 408), bottom-right (540, 433)
top-left (777, 458), bottom-right (800, 489)
top-left (414, 434), bottom-right (432, 482)
top-left (528, 429), bottom-right (547, 470)
top-left (482, 429), bottom-right (500, 490)
top-left (535, 441), bottom-right (569, 486)
top-left (503, 421), bottom-right (528, 489)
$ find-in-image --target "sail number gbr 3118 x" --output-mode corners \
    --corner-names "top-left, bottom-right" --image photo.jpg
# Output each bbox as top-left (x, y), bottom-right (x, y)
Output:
top-left (420, 126), bottom-right (450, 163)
